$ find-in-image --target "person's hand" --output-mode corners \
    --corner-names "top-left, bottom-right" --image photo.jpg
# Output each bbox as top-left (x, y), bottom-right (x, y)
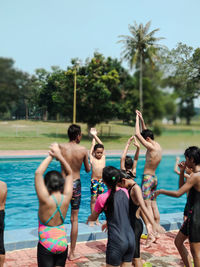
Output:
top-left (154, 190), bottom-right (161, 198)
top-left (185, 166), bottom-right (192, 175)
top-left (127, 136), bottom-right (134, 145)
top-left (133, 136), bottom-right (140, 148)
top-left (90, 128), bottom-right (97, 136)
top-left (49, 143), bottom-right (62, 159)
top-left (176, 156), bottom-right (180, 163)
top-left (136, 110), bottom-right (143, 120)
top-left (178, 161), bottom-right (186, 172)
top-left (101, 221), bottom-right (108, 232)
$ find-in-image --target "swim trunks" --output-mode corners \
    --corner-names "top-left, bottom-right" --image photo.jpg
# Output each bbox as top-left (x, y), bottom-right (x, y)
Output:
top-left (90, 178), bottom-right (106, 197)
top-left (180, 187), bottom-right (200, 242)
top-left (0, 210), bottom-right (5, 255)
top-left (71, 179), bottom-right (81, 210)
top-left (141, 174), bottom-right (157, 200)
top-left (95, 188), bottom-right (135, 266)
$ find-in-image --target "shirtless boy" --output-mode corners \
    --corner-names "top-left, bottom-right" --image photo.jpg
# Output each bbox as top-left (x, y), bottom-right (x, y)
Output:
top-left (135, 110), bottom-right (163, 243)
top-left (0, 180), bottom-right (7, 267)
top-left (89, 128), bottom-right (106, 226)
top-left (59, 124), bottom-right (90, 260)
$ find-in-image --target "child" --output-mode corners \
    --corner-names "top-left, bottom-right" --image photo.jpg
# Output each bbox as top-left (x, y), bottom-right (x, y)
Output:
top-left (135, 110), bottom-right (164, 245)
top-left (119, 170), bottom-right (162, 267)
top-left (120, 135), bottom-right (140, 178)
top-left (155, 146), bottom-right (200, 267)
top-left (87, 166), bottom-right (135, 267)
top-left (89, 128), bottom-right (106, 226)
top-left (35, 143), bottom-right (73, 267)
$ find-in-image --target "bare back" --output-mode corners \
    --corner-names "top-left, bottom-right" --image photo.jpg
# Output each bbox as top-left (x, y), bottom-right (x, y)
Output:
top-left (144, 141), bottom-right (162, 175)
top-left (60, 142), bottom-right (90, 180)
top-left (0, 181), bottom-right (7, 210)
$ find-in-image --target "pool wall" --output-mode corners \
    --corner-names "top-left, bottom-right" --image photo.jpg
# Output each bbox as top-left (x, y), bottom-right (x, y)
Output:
top-left (5, 212), bottom-right (183, 251)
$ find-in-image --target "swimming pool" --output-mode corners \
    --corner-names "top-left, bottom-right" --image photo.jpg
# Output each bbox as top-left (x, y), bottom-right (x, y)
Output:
top-left (0, 155), bottom-right (186, 230)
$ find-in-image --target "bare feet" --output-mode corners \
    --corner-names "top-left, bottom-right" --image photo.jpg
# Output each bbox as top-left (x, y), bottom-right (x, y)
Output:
top-left (68, 252), bottom-right (81, 261)
top-left (145, 233), bottom-right (156, 248)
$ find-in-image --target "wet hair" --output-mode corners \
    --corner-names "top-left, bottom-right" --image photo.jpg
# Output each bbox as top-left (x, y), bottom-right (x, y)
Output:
top-left (68, 124), bottom-right (81, 141)
top-left (125, 156), bottom-right (133, 169)
top-left (102, 166), bottom-right (120, 217)
top-left (44, 171), bottom-right (64, 194)
top-left (184, 146), bottom-right (200, 165)
top-left (94, 144), bottom-right (104, 151)
top-left (141, 129), bottom-right (154, 140)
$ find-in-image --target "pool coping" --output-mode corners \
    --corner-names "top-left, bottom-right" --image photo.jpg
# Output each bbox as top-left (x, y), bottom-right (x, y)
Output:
top-left (5, 212), bottom-right (183, 251)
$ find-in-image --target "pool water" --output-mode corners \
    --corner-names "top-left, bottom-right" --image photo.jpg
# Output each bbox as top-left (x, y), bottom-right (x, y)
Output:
top-left (0, 155), bottom-right (186, 230)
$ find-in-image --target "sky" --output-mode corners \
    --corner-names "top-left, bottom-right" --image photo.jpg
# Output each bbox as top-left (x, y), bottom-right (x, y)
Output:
top-left (1, 0), bottom-right (200, 74)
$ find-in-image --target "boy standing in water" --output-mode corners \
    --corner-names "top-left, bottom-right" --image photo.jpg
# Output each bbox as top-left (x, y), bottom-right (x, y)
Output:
top-left (89, 128), bottom-right (106, 226)
top-left (135, 110), bottom-right (164, 245)
top-left (0, 180), bottom-right (7, 267)
top-left (59, 124), bottom-right (91, 260)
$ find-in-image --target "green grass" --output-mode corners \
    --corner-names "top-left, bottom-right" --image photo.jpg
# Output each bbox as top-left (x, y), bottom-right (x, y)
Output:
top-left (0, 120), bottom-right (200, 150)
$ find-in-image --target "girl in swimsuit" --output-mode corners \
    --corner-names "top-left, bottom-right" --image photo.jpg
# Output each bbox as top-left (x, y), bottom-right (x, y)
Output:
top-left (155, 146), bottom-right (200, 267)
top-left (118, 170), bottom-right (162, 267)
top-left (87, 166), bottom-right (135, 267)
top-left (35, 143), bottom-right (73, 267)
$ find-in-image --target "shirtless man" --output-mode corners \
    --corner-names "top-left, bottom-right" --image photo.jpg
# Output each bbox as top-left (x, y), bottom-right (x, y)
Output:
top-left (0, 181), bottom-right (7, 267)
top-left (89, 128), bottom-right (106, 226)
top-left (135, 110), bottom-right (163, 244)
top-left (59, 124), bottom-right (90, 260)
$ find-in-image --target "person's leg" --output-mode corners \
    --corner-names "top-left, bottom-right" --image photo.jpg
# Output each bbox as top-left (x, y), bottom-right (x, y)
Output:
top-left (151, 200), bottom-right (160, 224)
top-left (190, 242), bottom-right (200, 267)
top-left (174, 231), bottom-right (193, 267)
top-left (89, 195), bottom-right (97, 226)
top-left (132, 258), bottom-right (143, 267)
top-left (68, 209), bottom-right (80, 260)
top-left (37, 242), bottom-right (54, 267)
top-left (120, 262), bottom-right (132, 267)
top-left (0, 255), bottom-right (5, 267)
top-left (106, 264), bottom-right (119, 267)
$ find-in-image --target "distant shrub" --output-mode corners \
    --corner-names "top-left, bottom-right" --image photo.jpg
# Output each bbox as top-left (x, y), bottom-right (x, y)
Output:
top-left (153, 122), bottom-right (162, 136)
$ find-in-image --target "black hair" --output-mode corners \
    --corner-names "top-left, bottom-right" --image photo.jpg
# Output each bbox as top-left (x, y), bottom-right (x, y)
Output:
top-left (118, 169), bottom-right (133, 182)
top-left (68, 124), bottom-right (81, 141)
top-left (94, 144), bottom-right (104, 151)
top-left (125, 156), bottom-right (133, 169)
top-left (184, 146), bottom-right (200, 165)
top-left (44, 171), bottom-right (64, 194)
top-left (141, 129), bottom-right (154, 140)
top-left (102, 166), bottom-right (120, 217)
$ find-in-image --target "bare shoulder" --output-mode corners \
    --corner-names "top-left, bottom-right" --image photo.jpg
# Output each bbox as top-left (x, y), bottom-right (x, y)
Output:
top-left (0, 181), bottom-right (7, 192)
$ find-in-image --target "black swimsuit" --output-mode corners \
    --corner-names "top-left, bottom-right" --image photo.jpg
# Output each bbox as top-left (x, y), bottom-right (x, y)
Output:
top-left (180, 186), bottom-right (200, 242)
top-left (129, 185), bottom-right (143, 258)
top-left (105, 190), bottom-right (135, 266)
top-left (0, 210), bottom-right (5, 255)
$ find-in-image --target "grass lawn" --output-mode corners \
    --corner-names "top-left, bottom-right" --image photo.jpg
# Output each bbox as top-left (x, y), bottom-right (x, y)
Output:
top-left (0, 120), bottom-right (200, 150)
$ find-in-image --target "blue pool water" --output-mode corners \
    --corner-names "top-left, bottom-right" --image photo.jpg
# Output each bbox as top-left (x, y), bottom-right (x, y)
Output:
top-left (0, 155), bottom-right (186, 230)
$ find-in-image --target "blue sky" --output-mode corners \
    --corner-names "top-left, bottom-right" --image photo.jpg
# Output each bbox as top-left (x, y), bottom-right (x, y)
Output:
top-left (1, 0), bottom-right (200, 75)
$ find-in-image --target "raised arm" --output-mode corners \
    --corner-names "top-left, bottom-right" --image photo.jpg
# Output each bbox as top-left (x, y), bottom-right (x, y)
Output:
top-left (135, 113), bottom-right (153, 150)
top-left (132, 136), bottom-right (140, 174)
top-left (49, 143), bottom-right (73, 201)
top-left (35, 155), bottom-right (53, 203)
top-left (90, 138), bottom-right (96, 163)
top-left (120, 136), bottom-right (134, 169)
top-left (136, 110), bottom-right (146, 130)
top-left (90, 128), bottom-right (103, 145)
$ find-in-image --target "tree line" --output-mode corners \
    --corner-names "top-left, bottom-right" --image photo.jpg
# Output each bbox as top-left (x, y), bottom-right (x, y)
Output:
top-left (0, 21), bottom-right (199, 128)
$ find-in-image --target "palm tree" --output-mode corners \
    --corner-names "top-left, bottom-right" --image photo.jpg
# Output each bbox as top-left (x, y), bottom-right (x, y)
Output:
top-left (118, 21), bottom-right (164, 111)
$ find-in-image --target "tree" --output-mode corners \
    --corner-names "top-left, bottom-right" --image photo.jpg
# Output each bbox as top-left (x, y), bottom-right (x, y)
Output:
top-left (118, 21), bottom-right (164, 111)
top-left (163, 43), bottom-right (199, 125)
